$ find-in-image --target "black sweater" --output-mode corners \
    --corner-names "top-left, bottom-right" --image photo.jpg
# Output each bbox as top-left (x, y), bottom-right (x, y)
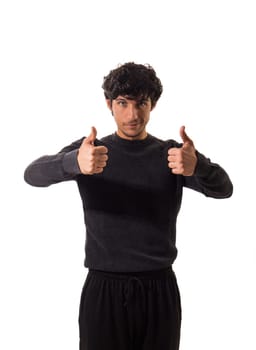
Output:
top-left (24, 133), bottom-right (233, 272)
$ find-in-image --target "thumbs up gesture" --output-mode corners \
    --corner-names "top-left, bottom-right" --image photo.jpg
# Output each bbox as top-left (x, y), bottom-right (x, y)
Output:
top-left (77, 127), bottom-right (108, 175)
top-left (168, 126), bottom-right (197, 176)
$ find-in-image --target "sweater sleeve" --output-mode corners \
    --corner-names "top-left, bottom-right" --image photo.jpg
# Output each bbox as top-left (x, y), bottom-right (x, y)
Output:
top-left (24, 138), bottom-right (84, 187)
top-left (183, 151), bottom-right (233, 199)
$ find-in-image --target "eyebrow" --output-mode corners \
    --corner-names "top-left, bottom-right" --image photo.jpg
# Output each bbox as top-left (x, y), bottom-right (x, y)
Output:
top-left (116, 96), bottom-right (149, 103)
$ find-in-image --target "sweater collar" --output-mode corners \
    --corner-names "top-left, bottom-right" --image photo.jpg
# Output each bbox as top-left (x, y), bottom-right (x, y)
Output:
top-left (110, 132), bottom-right (154, 149)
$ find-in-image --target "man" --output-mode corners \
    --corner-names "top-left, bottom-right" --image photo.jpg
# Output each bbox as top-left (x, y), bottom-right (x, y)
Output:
top-left (24, 62), bottom-right (233, 350)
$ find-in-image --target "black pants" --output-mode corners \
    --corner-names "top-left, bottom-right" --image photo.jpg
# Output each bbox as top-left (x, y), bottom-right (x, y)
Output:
top-left (79, 267), bottom-right (181, 350)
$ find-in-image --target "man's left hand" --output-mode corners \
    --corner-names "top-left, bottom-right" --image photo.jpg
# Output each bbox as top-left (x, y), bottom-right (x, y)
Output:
top-left (168, 126), bottom-right (197, 176)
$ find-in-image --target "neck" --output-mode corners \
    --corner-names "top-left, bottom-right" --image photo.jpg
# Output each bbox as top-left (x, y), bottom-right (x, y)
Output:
top-left (116, 130), bottom-right (148, 141)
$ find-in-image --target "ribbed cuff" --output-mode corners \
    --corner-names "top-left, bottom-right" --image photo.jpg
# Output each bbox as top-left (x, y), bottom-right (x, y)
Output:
top-left (194, 152), bottom-right (212, 178)
top-left (62, 150), bottom-right (81, 175)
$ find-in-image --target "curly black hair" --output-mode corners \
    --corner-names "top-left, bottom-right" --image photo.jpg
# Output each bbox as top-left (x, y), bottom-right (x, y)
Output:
top-left (102, 62), bottom-right (163, 108)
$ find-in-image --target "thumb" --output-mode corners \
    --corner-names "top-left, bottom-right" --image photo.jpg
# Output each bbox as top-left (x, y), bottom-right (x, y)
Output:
top-left (85, 126), bottom-right (97, 145)
top-left (180, 125), bottom-right (194, 147)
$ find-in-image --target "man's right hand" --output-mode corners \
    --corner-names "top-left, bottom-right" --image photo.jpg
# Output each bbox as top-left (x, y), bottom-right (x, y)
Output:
top-left (77, 127), bottom-right (108, 175)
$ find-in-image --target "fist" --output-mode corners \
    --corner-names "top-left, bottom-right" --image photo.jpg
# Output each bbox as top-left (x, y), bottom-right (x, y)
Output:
top-left (168, 126), bottom-right (197, 176)
top-left (77, 127), bottom-right (108, 175)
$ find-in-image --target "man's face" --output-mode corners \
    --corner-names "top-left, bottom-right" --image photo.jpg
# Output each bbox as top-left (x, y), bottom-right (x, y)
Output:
top-left (106, 96), bottom-right (153, 140)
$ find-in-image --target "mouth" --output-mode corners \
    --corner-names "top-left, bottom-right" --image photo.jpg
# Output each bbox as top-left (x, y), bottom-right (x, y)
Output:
top-left (126, 122), bottom-right (141, 127)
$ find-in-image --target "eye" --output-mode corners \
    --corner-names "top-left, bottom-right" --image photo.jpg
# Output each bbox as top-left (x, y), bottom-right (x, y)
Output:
top-left (117, 100), bottom-right (127, 107)
top-left (138, 100), bottom-right (148, 108)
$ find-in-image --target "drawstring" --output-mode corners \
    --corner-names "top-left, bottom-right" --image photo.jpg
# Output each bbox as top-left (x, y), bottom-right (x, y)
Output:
top-left (124, 277), bottom-right (147, 349)
top-left (124, 277), bottom-right (146, 314)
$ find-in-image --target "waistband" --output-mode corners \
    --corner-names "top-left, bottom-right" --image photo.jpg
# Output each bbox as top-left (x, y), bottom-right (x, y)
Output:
top-left (88, 266), bottom-right (173, 281)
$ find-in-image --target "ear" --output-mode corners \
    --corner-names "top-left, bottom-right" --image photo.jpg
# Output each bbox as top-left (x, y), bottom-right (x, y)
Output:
top-left (151, 101), bottom-right (157, 111)
top-left (106, 99), bottom-right (112, 111)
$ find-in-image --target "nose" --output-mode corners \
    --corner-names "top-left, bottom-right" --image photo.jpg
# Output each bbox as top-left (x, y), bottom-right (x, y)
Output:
top-left (126, 104), bottom-right (138, 120)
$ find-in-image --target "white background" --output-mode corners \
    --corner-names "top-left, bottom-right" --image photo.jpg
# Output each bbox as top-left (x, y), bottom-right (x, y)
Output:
top-left (1, 0), bottom-right (255, 349)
